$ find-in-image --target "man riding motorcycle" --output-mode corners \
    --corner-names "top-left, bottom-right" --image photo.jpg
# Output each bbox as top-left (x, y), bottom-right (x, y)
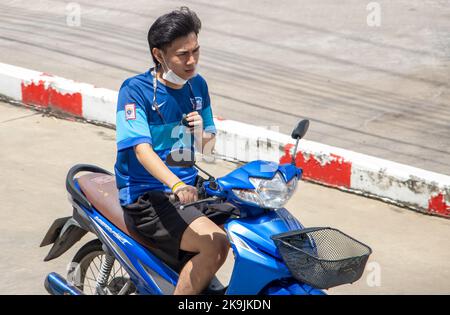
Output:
top-left (115, 7), bottom-right (229, 295)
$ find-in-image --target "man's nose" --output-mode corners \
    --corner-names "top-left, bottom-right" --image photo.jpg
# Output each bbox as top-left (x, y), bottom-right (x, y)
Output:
top-left (186, 53), bottom-right (196, 65)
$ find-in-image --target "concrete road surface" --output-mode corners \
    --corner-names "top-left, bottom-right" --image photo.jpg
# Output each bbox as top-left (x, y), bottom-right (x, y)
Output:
top-left (0, 0), bottom-right (449, 175)
top-left (0, 101), bottom-right (449, 295)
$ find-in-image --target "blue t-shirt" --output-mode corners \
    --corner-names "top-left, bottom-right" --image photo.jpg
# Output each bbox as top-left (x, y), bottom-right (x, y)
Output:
top-left (114, 70), bottom-right (216, 205)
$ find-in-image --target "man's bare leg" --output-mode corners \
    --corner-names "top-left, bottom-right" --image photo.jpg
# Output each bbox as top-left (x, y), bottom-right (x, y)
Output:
top-left (173, 217), bottom-right (229, 295)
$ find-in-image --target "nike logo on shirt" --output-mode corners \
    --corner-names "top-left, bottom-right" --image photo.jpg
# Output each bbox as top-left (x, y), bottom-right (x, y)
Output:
top-left (152, 101), bottom-right (166, 111)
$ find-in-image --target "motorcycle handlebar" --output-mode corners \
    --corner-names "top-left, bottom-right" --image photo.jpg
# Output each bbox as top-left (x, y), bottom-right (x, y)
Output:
top-left (168, 194), bottom-right (224, 211)
top-left (179, 197), bottom-right (221, 210)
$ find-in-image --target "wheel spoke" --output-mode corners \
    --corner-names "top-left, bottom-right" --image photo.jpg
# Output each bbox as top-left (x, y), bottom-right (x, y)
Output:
top-left (110, 263), bottom-right (117, 281)
top-left (93, 256), bottom-right (101, 274)
top-left (110, 263), bottom-right (120, 282)
top-left (85, 278), bottom-right (94, 295)
top-left (87, 265), bottom-right (97, 292)
top-left (88, 265), bottom-right (96, 282)
top-left (76, 248), bottom-right (132, 295)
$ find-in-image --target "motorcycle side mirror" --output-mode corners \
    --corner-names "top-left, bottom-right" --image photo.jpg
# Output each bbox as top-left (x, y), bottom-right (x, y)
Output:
top-left (289, 119), bottom-right (310, 165)
top-left (166, 148), bottom-right (196, 168)
top-left (291, 119), bottom-right (310, 140)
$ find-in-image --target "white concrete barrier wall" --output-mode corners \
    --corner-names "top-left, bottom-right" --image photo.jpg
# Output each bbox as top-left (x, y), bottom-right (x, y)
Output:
top-left (1, 62), bottom-right (448, 218)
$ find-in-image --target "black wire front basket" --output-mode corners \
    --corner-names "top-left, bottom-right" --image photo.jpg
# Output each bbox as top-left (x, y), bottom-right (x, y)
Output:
top-left (271, 227), bottom-right (372, 290)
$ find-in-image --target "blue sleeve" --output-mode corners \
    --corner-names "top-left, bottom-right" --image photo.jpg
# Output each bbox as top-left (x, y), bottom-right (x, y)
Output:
top-left (200, 81), bottom-right (217, 135)
top-left (116, 81), bottom-right (152, 151)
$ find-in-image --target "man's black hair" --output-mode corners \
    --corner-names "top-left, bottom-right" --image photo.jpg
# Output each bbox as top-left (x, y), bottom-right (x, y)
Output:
top-left (147, 7), bottom-right (201, 66)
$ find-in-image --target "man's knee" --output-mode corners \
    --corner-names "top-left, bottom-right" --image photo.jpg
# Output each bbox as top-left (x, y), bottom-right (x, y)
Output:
top-left (195, 231), bottom-right (228, 270)
top-left (210, 232), bottom-right (229, 265)
top-left (181, 217), bottom-right (229, 267)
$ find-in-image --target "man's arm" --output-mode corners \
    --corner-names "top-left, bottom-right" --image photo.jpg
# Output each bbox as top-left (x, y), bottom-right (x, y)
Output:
top-left (134, 143), bottom-right (180, 188)
top-left (134, 143), bottom-right (198, 203)
top-left (186, 111), bottom-right (216, 155)
top-left (200, 131), bottom-right (216, 155)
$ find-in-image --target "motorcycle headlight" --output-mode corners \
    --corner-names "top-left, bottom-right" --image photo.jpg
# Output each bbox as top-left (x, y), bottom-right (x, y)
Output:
top-left (232, 172), bottom-right (298, 209)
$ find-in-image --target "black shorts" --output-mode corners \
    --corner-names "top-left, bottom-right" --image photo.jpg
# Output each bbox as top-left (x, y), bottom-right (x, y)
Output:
top-left (122, 190), bottom-right (205, 262)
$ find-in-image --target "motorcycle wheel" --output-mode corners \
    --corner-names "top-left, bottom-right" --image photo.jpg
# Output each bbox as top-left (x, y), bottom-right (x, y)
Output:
top-left (67, 239), bottom-right (135, 295)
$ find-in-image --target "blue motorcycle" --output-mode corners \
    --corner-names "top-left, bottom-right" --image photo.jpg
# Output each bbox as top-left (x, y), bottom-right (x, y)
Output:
top-left (41, 120), bottom-right (371, 295)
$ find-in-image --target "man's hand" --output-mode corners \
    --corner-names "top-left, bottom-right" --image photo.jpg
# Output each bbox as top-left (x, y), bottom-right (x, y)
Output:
top-left (185, 111), bottom-right (203, 133)
top-left (173, 183), bottom-right (198, 204)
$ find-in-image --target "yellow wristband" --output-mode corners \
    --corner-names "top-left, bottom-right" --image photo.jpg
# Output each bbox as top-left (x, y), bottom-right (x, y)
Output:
top-left (171, 181), bottom-right (185, 192)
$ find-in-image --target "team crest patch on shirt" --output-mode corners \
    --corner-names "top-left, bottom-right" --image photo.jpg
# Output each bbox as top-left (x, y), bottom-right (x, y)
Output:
top-left (125, 103), bottom-right (136, 120)
top-left (190, 97), bottom-right (203, 110)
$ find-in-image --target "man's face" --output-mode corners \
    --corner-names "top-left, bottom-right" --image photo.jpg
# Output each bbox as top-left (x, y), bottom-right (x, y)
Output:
top-left (158, 32), bottom-right (200, 80)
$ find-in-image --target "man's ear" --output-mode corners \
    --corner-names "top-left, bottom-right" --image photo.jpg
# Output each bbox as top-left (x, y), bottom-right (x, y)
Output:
top-left (152, 47), bottom-right (163, 64)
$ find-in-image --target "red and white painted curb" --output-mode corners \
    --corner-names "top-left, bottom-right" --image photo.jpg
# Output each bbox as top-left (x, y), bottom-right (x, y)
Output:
top-left (1, 62), bottom-right (449, 218)
top-left (0, 63), bottom-right (117, 125)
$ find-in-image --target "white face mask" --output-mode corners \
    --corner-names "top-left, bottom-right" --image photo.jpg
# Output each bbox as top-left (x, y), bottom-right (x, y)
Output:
top-left (160, 55), bottom-right (189, 86)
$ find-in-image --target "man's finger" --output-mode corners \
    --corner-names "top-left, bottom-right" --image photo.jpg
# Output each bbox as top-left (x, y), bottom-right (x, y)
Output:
top-left (189, 120), bottom-right (203, 126)
top-left (178, 191), bottom-right (187, 204)
top-left (186, 111), bottom-right (199, 117)
top-left (186, 115), bottom-right (201, 121)
top-left (189, 192), bottom-right (197, 203)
